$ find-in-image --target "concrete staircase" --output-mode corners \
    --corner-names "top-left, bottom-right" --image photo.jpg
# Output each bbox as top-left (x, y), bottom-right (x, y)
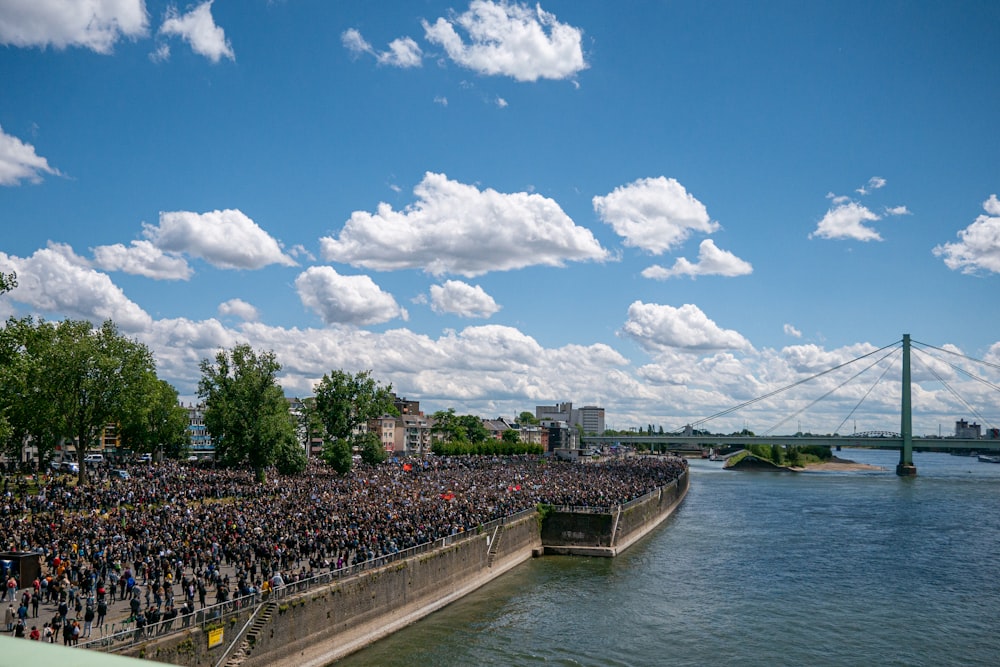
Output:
top-left (487, 525), bottom-right (505, 567)
top-left (221, 601), bottom-right (277, 667)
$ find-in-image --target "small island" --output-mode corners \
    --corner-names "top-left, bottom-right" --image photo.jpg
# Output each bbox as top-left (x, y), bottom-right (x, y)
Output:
top-left (723, 444), bottom-right (883, 472)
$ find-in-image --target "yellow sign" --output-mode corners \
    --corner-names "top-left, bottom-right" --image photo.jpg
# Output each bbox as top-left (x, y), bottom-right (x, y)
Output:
top-left (208, 627), bottom-right (224, 649)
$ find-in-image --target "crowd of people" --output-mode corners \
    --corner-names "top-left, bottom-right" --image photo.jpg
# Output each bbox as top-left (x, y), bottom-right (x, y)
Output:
top-left (1, 452), bottom-right (687, 643)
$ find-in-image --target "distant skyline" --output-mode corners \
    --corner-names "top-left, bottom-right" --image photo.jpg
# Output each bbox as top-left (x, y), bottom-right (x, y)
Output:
top-left (1, 1), bottom-right (999, 435)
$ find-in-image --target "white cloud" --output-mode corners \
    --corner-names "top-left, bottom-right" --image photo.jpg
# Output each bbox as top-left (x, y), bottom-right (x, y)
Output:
top-left (320, 172), bottom-right (608, 277)
top-left (593, 177), bottom-right (719, 254)
top-left (218, 298), bottom-right (258, 322)
top-left (812, 182), bottom-right (909, 242)
top-left (0, 124), bottom-right (61, 186)
top-left (0, 243), bottom-right (152, 331)
top-left (641, 239), bottom-right (752, 280)
top-left (422, 0), bottom-right (587, 82)
top-left (92, 239), bottom-right (192, 280)
top-left (429, 280), bottom-right (501, 318)
top-left (620, 301), bottom-right (751, 353)
top-left (784, 323), bottom-right (802, 338)
top-left (933, 194), bottom-right (1000, 274)
top-left (159, 0), bottom-right (234, 63)
top-left (856, 176), bottom-right (886, 195)
top-left (378, 36), bottom-right (422, 67)
top-left (342, 28), bottom-right (422, 68)
top-left (0, 0), bottom-right (148, 53)
top-left (434, 96), bottom-right (449, 106)
top-left (495, 96), bottom-right (508, 108)
top-left (809, 201), bottom-right (883, 241)
top-left (149, 42), bottom-right (170, 62)
top-left (295, 266), bottom-right (407, 326)
top-left (143, 209), bottom-right (297, 270)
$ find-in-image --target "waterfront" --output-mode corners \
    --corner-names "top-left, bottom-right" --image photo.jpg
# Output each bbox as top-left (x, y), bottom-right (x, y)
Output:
top-left (340, 449), bottom-right (1000, 666)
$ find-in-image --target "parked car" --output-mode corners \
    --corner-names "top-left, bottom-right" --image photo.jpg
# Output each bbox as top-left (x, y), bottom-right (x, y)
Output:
top-left (138, 453), bottom-right (153, 462)
top-left (113, 469), bottom-right (130, 480)
top-left (84, 453), bottom-right (104, 465)
top-left (60, 461), bottom-right (79, 473)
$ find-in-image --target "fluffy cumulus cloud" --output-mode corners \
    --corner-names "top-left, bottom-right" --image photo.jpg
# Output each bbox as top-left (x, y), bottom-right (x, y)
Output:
top-left (641, 239), bottom-right (752, 280)
top-left (295, 266), bottom-right (407, 326)
top-left (218, 298), bottom-right (258, 322)
top-left (810, 179), bottom-right (909, 242)
top-left (143, 209), bottom-right (296, 270)
top-left (593, 177), bottom-right (719, 254)
top-left (620, 301), bottom-right (751, 354)
top-left (91, 239), bottom-right (192, 280)
top-left (0, 125), bottom-right (61, 186)
top-left (0, 243), bottom-right (152, 331)
top-left (0, 0), bottom-right (148, 53)
top-left (933, 194), bottom-right (1000, 275)
top-left (320, 172), bottom-right (608, 277)
top-left (428, 280), bottom-right (500, 318)
top-left (342, 28), bottom-right (422, 67)
top-left (422, 0), bottom-right (587, 82)
top-left (159, 0), bottom-right (234, 63)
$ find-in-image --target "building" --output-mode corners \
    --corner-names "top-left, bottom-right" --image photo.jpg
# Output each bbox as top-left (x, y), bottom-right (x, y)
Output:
top-left (395, 414), bottom-right (432, 456)
top-left (540, 419), bottom-right (576, 452)
top-left (186, 403), bottom-right (213, 457)
top-left (535, 402), bottom-right (606, 435)
top-left (955, 419), bottom-right (981, 439)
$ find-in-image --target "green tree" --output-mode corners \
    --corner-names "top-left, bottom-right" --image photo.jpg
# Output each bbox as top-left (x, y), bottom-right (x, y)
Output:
top-left (0, 271), bottom-right (15, 295)
top-left (273, 428), bottom-right (308, 475)
top-left (119, 376), bottom-right (189, 460)
top-left (431, 408), bottom-right (465, 443)
top-left (359, 430), bottom-right (387, 465)
top-left (313, 370), bottom-right (395, 473)
top-left (770, 443), bottom-right (784, 464)
top-left (501, 428), bottom-right (520, 445)
top-left (198, 344), bottom-right (297, 482)
top-left (48, 320), bottom-right (156, 484)
top-left (517, 411), bottom-right (538, 425)
top-left (458, 414), bottom-right (488, 443)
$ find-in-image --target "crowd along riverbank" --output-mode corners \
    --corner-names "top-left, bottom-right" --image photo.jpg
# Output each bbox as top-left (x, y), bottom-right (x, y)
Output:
top-left (114, 470), bottom-right (688, 666)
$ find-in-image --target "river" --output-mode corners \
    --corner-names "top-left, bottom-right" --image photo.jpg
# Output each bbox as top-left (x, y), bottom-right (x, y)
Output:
top-left (337, 449), bottom-right (1000, 666)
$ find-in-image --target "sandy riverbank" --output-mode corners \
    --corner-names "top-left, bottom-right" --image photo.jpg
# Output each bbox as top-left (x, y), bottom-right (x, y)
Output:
top-left (794, 456), bottom-right (884, 472)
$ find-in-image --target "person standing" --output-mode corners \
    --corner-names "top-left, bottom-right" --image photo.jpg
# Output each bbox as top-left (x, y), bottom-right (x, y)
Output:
top-left (5, 604), bottom-right (13, 631)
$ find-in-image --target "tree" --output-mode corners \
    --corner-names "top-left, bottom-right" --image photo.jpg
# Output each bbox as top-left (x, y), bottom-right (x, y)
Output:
top-left (48, 320), bottom-right (156, 484)
top-left (313, 370), bottom-right (395, 473)
top-left (431, 408), bottom-right (465, 443)
top-left (517, 411), bottom-right (538, 425)
top-left (501, 428), bottom-right (520, 445)
top-left (0, 271), bottom-right (15, 295)
top-left (458, 414), bottom-right (488, 444)
top-left (198, 344), bottom-right (297, 482)
top-left (273, 428), bottom-right (308, 475)
top-left (119, 376), bottom-right (189, 460)
top-left (359, 430), bottom-right (387, 465)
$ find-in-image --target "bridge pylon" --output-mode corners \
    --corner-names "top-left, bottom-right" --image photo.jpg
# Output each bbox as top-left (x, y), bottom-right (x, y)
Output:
top-left (896, 333), bottom-right (917, 477)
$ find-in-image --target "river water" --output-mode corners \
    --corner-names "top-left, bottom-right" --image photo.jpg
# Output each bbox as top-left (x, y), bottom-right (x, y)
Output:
top-left (338, 449), bottom-right (1000, 666)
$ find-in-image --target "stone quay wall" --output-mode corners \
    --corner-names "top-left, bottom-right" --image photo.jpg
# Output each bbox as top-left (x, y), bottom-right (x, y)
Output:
top-left (541, 470), bottom-right (689, 557)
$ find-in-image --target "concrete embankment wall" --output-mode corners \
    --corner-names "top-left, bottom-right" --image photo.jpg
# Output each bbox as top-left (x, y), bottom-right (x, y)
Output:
top-left (253, 512), bottom-right (541, 667)
top-left (541, 470), bottom-right (688, 557)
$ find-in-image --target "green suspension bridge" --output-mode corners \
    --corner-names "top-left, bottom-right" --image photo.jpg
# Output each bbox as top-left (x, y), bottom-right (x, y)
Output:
top-left (582, 334), bottom-right (1000, 477)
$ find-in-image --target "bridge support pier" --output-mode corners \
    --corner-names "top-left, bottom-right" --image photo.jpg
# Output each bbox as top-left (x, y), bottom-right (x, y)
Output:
top-left (896, 333), bottom-right (916, 477)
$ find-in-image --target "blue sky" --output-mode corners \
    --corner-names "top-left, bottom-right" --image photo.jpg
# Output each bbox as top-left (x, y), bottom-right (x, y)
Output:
top-left (2, 0), bottom-right (999, 435)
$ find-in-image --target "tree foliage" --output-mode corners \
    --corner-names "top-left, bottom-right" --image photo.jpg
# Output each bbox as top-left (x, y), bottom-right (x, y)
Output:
top-left (119, 376), bottom-right (189, 460)
top-left (198, 344), bottom-right (298, 482)
top-left (0, 318), bottom-right (157, 483)
top-left (359, 430), bottom-right (387, 465)
top-left (313, 370), bottom-right (395, 473)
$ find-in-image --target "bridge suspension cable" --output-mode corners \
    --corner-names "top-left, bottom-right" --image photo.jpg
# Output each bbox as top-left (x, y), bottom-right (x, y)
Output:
top-left (763, 345), bottom-right (900, 436)
top-left (832, 348), bottom-right (899, 436)
top-left (911, 347), bottom-right (997, 431)
top-left (674, 338), bottom-right (901, 434)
